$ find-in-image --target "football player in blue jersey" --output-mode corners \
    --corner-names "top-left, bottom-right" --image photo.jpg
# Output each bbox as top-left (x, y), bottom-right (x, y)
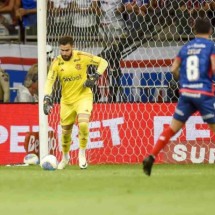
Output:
top-left (143, 17), bottom-right (215, 176)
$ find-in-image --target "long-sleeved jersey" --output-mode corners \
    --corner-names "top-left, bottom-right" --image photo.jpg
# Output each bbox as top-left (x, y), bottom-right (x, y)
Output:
top-left (177, 37), bottom-right (215, 96)
top-left (44, 50), bottom-right (108, 104)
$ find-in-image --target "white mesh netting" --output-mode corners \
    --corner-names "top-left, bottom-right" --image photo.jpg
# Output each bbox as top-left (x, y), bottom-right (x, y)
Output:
top-left (45, 0), bottom-right (215, 164)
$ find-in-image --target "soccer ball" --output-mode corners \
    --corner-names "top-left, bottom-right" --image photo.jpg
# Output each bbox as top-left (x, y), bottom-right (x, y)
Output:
top-left (40, 155), bottom-right (58, 171)
top-left (24, 153), bottom-right (39, 165)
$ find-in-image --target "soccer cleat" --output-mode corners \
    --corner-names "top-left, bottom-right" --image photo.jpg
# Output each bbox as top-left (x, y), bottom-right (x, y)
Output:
top-left (57, 158), bottom-right (69, 170)
top-left (143, 155), bottom-right (155, 176)
top-left (78, 149), bottom-right (88, 169)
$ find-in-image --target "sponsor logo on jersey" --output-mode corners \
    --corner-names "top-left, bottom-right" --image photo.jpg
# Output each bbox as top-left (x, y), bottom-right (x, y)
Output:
top-left (63, 74), bottom-right (82, 82)
top-left (58, 62), bottom-right (64, 66)
top-left (75, 64), bottom-right (82, 70)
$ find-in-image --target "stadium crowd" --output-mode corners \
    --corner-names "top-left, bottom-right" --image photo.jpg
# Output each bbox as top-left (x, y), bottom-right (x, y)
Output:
top-left (1, 1), bottom-right (215, 39)
top-left (0, 0), bottom-right (36, 38)
top-left (1, 0), bottom-right (215, 103)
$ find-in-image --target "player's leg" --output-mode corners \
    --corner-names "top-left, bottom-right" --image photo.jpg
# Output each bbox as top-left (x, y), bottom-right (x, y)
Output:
top-left (152, 119), bottom-right (184, 157)
top-left (76, 98), bottom-right (93, 169)
top-left (143, 96), bottom-right (195, 176)
top-left (78, 113), bottom-right (90, 169)
top-left (57, 124), bottom-right (73, 170)
top-left (58, 103), bottom-right (76, 170)
top-left (198, 95), bottom-right (215, 134)
top-left (143, 118), bottom-right (185, 176)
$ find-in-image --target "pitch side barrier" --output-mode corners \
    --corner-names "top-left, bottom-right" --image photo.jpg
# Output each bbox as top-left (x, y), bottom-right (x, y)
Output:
top-left (1, 103), bottom-right (215, 165)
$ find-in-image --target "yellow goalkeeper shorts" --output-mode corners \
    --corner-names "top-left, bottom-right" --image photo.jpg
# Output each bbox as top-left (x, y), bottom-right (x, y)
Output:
top-left (60, 98), bottom-right (93, 126)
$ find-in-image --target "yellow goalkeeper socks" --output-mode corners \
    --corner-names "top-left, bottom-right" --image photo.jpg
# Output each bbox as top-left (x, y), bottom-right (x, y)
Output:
top-left (78, 121), bottom-right (89, 149)
top-left (61, 129), bottom-right (71, 154)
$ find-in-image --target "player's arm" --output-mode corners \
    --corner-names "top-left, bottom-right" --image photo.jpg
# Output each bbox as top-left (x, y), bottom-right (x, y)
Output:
top-left (92, 55), bottom-right (108, 75)
top-left (84, 55), bottom-right (108, 88)
top-left (171, 57), bottom-right (181, 81)
top-left (210, 54), bottom-right (215, 75)
top-left (0, 0), bottom-right (15, 13)
top-left (0, 71), bottom-right (10, 102)
top-left (43, 59), bottom-right (58, 115)
top-left (169, 56), bottom-right (181, 91)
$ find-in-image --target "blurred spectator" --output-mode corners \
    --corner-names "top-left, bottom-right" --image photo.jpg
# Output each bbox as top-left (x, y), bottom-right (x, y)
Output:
top-left (20, 45), bottom-right (60, 103)
top-left (90, 1), bottom-right (133, 102)
top-left (70, 0), bottom-right (100, 43)
top-left (15, 0), bottom-right (37, 41)
top-left (207, 0), bottom-right (215, 27)
top-left (120, 0), bottom-right (150, 41)
top-left (188, 0), bottom-right (211, 29)
top-left (0, 0), bottom-right (16, 16)
top-left (188, 0), bottom-right (211, 13)
top-left (47, 0), bottom-right (73, 37)
top-left (0, 0), bottom-right (17, 35)
top-left (46, 44), bottom-right (55, 67)
top-left (150, 0), bottom-right (170, 8)
top-left (93, 0), bottom-right (127, 41)
top-left (121, 0), bottom-right (149, 16)
top-left (174, 0), bottom-right (213, 35)
top-left (15, 0), bottom-right (37, 27)
top-left (24, 63), bottom-right (37, 84)
top-left (97, 0), bottom-right (172, 103)
top-left (0, 67), bottom-right (10, 102)
top-left (173, 1), bottom-right (192, 35)
top-left (14, 72), bottom-right (38, 102)
top-left (102, 44), bottom-right (127, 103)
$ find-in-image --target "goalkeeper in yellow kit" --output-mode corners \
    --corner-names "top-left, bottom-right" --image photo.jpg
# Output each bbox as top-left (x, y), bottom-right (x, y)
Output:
top-left (43, 36), bottom-right (108, 170)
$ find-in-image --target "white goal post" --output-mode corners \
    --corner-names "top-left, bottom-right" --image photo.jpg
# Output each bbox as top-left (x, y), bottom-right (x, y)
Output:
top-left (37, 0), bottom-right (48, 159)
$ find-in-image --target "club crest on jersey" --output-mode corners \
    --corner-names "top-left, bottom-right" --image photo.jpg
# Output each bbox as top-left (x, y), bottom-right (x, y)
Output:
top-left (58, 62), bottom-right (64, 66)
top-left (76, 64), bottom-right (81, 70)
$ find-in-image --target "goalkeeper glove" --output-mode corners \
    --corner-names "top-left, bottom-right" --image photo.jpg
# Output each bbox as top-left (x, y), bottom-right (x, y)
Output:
top-left (43, 95), bottom-right (53, 115)
top-left (84, 72), bottom-right (100, 89)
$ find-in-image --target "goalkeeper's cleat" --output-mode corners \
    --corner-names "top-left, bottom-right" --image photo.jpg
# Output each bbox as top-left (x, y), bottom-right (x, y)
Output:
top-left (78, 149), bottom-right (88, 169)
top-left (143, 155), bottom-right (155, 176)
top-left (57, 158), bottom-right (69, 170)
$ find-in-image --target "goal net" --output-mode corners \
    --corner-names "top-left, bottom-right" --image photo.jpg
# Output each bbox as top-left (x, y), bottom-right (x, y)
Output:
top-left (44, 0), bottom-right (215, 164)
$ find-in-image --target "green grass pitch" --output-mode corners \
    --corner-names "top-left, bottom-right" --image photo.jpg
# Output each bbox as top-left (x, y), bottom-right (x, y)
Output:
top-left (1, 164), bottom-right (215, 215)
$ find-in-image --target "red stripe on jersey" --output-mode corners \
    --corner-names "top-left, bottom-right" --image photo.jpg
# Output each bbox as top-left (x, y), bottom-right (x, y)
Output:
top-left (180, 88), bottom-right (214, 96)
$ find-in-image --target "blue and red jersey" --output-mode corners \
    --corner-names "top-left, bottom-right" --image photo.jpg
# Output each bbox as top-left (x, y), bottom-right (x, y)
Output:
top-left (177, 37), bottom-right (215, 96)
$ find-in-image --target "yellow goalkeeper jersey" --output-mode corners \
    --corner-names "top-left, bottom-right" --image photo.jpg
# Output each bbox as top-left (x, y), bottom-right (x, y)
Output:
top-left (44, 50), bottom-right (108, 104)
